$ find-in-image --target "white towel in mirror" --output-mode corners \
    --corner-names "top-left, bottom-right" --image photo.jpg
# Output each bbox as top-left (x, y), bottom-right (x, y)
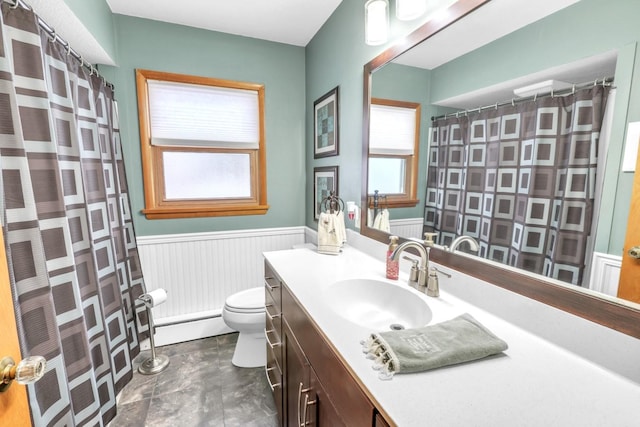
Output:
top-left (373, 209), bottom-right (390, 232)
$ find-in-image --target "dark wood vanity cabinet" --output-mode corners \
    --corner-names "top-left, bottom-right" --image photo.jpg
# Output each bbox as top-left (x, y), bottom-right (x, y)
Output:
top-left (265, 260), bottom-right (391, 427)
top-left (264, 262), bottom-right (284, 425)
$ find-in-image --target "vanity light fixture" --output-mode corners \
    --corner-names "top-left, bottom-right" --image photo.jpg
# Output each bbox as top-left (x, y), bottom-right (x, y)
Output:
top-left (396, 0), bottom-right (427, 20)
top-left (365, 0), bottom-right (389, 46)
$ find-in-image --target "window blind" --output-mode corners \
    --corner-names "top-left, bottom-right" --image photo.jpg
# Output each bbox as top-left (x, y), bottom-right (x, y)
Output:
top-left (147, 79), bottom-right (260, 148)
top-left (369, 103), bottom-right (416, 155)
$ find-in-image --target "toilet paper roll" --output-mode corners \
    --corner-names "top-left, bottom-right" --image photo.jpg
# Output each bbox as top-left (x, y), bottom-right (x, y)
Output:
top-left (141, 288), bottom-right (168, 307)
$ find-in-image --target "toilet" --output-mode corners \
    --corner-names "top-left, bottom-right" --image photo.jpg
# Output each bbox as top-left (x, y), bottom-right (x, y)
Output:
top-left (222, 287), bottom-right (266, 368)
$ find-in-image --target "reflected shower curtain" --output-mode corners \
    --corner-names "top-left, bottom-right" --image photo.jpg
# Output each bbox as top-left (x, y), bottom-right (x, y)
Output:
top-left (424, 86), bottom-right (610, 285)
top-left (0, 4), bottom-right (146, 425)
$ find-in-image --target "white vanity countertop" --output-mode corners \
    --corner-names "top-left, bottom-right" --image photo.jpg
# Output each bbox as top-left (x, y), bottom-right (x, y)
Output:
top-left (264, 246), bottom-right (640, 427)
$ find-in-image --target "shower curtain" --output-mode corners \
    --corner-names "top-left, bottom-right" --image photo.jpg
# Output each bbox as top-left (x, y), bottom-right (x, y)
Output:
top-left (0, 3), bottom-right (146, 425)
top-left (424, 85), bottom-right (610, 286)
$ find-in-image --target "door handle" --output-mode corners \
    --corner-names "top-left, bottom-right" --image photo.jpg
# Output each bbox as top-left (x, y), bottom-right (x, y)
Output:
top-left (1, 355), bottom-right (46, 392)
top-left (628, 246), bottom-right (640, 259)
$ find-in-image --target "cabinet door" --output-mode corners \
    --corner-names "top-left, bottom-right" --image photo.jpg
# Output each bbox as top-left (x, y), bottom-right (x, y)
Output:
top-left (284, 322), bottom-right (309, 427)
top-left (307, 368), bottom-right (345, 427)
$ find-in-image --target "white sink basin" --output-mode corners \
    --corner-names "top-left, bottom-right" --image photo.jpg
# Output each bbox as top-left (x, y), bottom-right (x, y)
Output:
top-left (325, 279), bottom-right (432, 331)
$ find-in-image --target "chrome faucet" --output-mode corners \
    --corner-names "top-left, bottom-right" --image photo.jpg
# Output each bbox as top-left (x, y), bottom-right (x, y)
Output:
top-left (390, 241), bottom-right (428, 291)
top-left (446, 235), bottom-right (480, 253)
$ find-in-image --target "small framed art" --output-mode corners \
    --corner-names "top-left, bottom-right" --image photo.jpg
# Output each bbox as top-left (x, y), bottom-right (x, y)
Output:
top-left (314, 86), bottom-right (339, 158)
top-left (314, 166), bottom-right (339, 220)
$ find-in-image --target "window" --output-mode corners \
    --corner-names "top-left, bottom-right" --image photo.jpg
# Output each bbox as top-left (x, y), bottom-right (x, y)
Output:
top-left (368, 98), bottom-right (421, 208)
top-left (135, 69), bottom-right (268, 219)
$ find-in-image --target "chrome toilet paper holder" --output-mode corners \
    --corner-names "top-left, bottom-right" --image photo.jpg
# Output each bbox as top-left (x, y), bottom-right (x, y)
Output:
top-left (137, 289), bottom-right (170, 375)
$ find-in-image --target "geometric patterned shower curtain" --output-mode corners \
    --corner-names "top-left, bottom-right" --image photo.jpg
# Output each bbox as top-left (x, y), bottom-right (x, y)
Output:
top-left (425, 85), bottom-right (610, 286)
top-left (0, 4), bottom-right (146, 425)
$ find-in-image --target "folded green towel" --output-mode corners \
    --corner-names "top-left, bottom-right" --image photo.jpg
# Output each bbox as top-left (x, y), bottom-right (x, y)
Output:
top-left (361, 313), bottom-right (508, 380)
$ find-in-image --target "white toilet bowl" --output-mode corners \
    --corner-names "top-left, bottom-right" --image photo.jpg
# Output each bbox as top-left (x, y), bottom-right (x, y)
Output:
top-left (222, 287), bottom-right (266, 368)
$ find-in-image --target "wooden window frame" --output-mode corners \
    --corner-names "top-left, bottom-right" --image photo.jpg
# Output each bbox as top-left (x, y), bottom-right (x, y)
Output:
top-left (368, 98), bottom-right (421, 208)
top-left (136, 69), bottom-right (268, 219)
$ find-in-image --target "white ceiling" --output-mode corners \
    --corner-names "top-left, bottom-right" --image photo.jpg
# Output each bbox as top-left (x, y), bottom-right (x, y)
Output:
top-left (32, 0), bottom-right (606, 110)
top-left (105, 0), bottom-right (343, 47)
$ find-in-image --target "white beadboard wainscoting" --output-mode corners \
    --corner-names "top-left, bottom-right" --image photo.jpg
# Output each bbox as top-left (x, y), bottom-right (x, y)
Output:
top-left (588, 251), bottom-right (622, 297)
top-left (137, 226), bottom-right (306, 346)
top-left (389, 217), bottom-right (423, 240)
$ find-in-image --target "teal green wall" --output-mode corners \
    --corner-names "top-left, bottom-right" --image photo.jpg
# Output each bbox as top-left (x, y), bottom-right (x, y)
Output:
top-left (100, 15), bottom-right (306, 236)
top-left (63, 0), bottom-right (117, 62)
top-left (304, 0), bottom-right (428, 230)
top-left (69, 0), bottom-right (640, 255)
top-left (427, 0), bottom-right (640, 255)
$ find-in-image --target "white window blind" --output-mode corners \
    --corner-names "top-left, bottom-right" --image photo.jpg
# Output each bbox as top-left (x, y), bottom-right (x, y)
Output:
top-left (147, 79), bottom-right (260, 148)
top-left (369, 103), bottom-right (416, 155)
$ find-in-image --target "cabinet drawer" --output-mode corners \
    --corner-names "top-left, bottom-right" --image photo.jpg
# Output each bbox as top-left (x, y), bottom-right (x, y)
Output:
top-left (264, 261), bottom-right (282, 307)
top-left (265, 288), bottom-right (282, 339)
top-left (265, 303), bottom-right (283, 370)
top-left (265, 349), bottom-right (283, 425)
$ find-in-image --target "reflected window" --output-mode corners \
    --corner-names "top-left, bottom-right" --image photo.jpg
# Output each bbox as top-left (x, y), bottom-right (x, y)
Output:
top-left (368, 98), bottom-right (420, 207)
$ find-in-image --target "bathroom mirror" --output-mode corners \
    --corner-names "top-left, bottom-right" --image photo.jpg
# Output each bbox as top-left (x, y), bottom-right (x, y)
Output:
top-left (361, 0), bottom-right (640, 338)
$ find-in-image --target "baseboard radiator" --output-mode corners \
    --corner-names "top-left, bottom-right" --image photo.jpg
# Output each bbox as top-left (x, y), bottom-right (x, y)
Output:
top-left (136, 226), bottom-right (306, 346)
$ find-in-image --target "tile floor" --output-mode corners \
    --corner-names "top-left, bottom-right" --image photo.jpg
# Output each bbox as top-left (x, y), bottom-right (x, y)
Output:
top-left (109, 333), bottom-right (279, 426)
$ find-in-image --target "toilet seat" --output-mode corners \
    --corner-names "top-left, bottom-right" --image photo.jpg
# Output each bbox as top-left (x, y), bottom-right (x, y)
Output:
top-left (224, 287), bottom-right (264, 312)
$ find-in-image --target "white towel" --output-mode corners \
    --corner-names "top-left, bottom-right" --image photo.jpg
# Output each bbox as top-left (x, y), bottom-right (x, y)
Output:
top-left (317, 212), bottom-right (342, 255)
top-left (372, 209), bottom-right (390, 232)
top-left (335, 211), bottom-right (347, 246)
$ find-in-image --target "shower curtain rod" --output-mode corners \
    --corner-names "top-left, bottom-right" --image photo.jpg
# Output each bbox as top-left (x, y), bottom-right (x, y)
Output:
top-left (431, 77), bottom-right (613, 121)
top-left (5, 0), bottom-right (115, 90)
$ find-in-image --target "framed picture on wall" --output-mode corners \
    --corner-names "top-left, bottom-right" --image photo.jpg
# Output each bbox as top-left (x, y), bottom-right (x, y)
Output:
top-left (314, 86), bottom-right (339, 158)
top-left (314, 166), bottom-right (339, 220)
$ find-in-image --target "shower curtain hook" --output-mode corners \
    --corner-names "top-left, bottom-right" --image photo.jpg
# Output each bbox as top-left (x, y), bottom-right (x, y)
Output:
top-left (551, 88), bottom-right (554, 98)
top-left (494, 102), bottom-right (498, 110)
top-left (511, 98), bottom-right (515, 107)
top-left (572, 84), bottom-right (576, 94)
top-left (534, 93), bottom-right (538, 102)
top-left (10, 0), bottom-right (20, 9)
top-left (66, 42), bottom-right (72, 56)
top-left (48, 29), bottom-right (56, 43)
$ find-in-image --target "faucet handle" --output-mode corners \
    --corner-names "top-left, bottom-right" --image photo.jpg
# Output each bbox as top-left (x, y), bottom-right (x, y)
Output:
top-left (402, 256), bottom-right (420, 288)
top-left (426, 267), bottom-right (440, 297)
top-left (424, 232), bottom-right (438, 247)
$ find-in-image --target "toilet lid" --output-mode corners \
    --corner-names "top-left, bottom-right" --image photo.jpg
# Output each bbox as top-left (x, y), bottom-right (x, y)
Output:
top-left (225, 287), bottom-right (264, 311)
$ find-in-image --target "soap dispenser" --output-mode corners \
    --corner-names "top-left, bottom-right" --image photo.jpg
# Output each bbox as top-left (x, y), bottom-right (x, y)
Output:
top-left (386, 235), bottom-right (399, 280)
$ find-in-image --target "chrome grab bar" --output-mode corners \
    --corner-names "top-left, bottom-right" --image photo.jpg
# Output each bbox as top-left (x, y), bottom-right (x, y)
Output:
top-left (264, 365), bottom-right (280, 391)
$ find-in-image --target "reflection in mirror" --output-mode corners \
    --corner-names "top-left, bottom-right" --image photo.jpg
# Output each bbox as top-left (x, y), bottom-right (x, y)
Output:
top-left (361, 0), bottom-right (640, 338)
top-left (424, 83), bottom-right (611, 288)
top-left (367, 98), bottom-right (421, 231)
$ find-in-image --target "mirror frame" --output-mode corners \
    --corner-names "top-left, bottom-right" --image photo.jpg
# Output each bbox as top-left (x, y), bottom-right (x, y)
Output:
top-left (360, 0), bottom-right (640, 339)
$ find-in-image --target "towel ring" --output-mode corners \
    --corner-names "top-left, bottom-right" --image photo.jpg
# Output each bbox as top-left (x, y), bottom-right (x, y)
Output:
top-left (321, 191), bottom-right (344, 214)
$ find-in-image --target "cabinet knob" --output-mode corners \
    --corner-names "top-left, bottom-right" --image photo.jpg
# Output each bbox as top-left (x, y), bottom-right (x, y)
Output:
top-left (1, 356), bottom-right (46, 392)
